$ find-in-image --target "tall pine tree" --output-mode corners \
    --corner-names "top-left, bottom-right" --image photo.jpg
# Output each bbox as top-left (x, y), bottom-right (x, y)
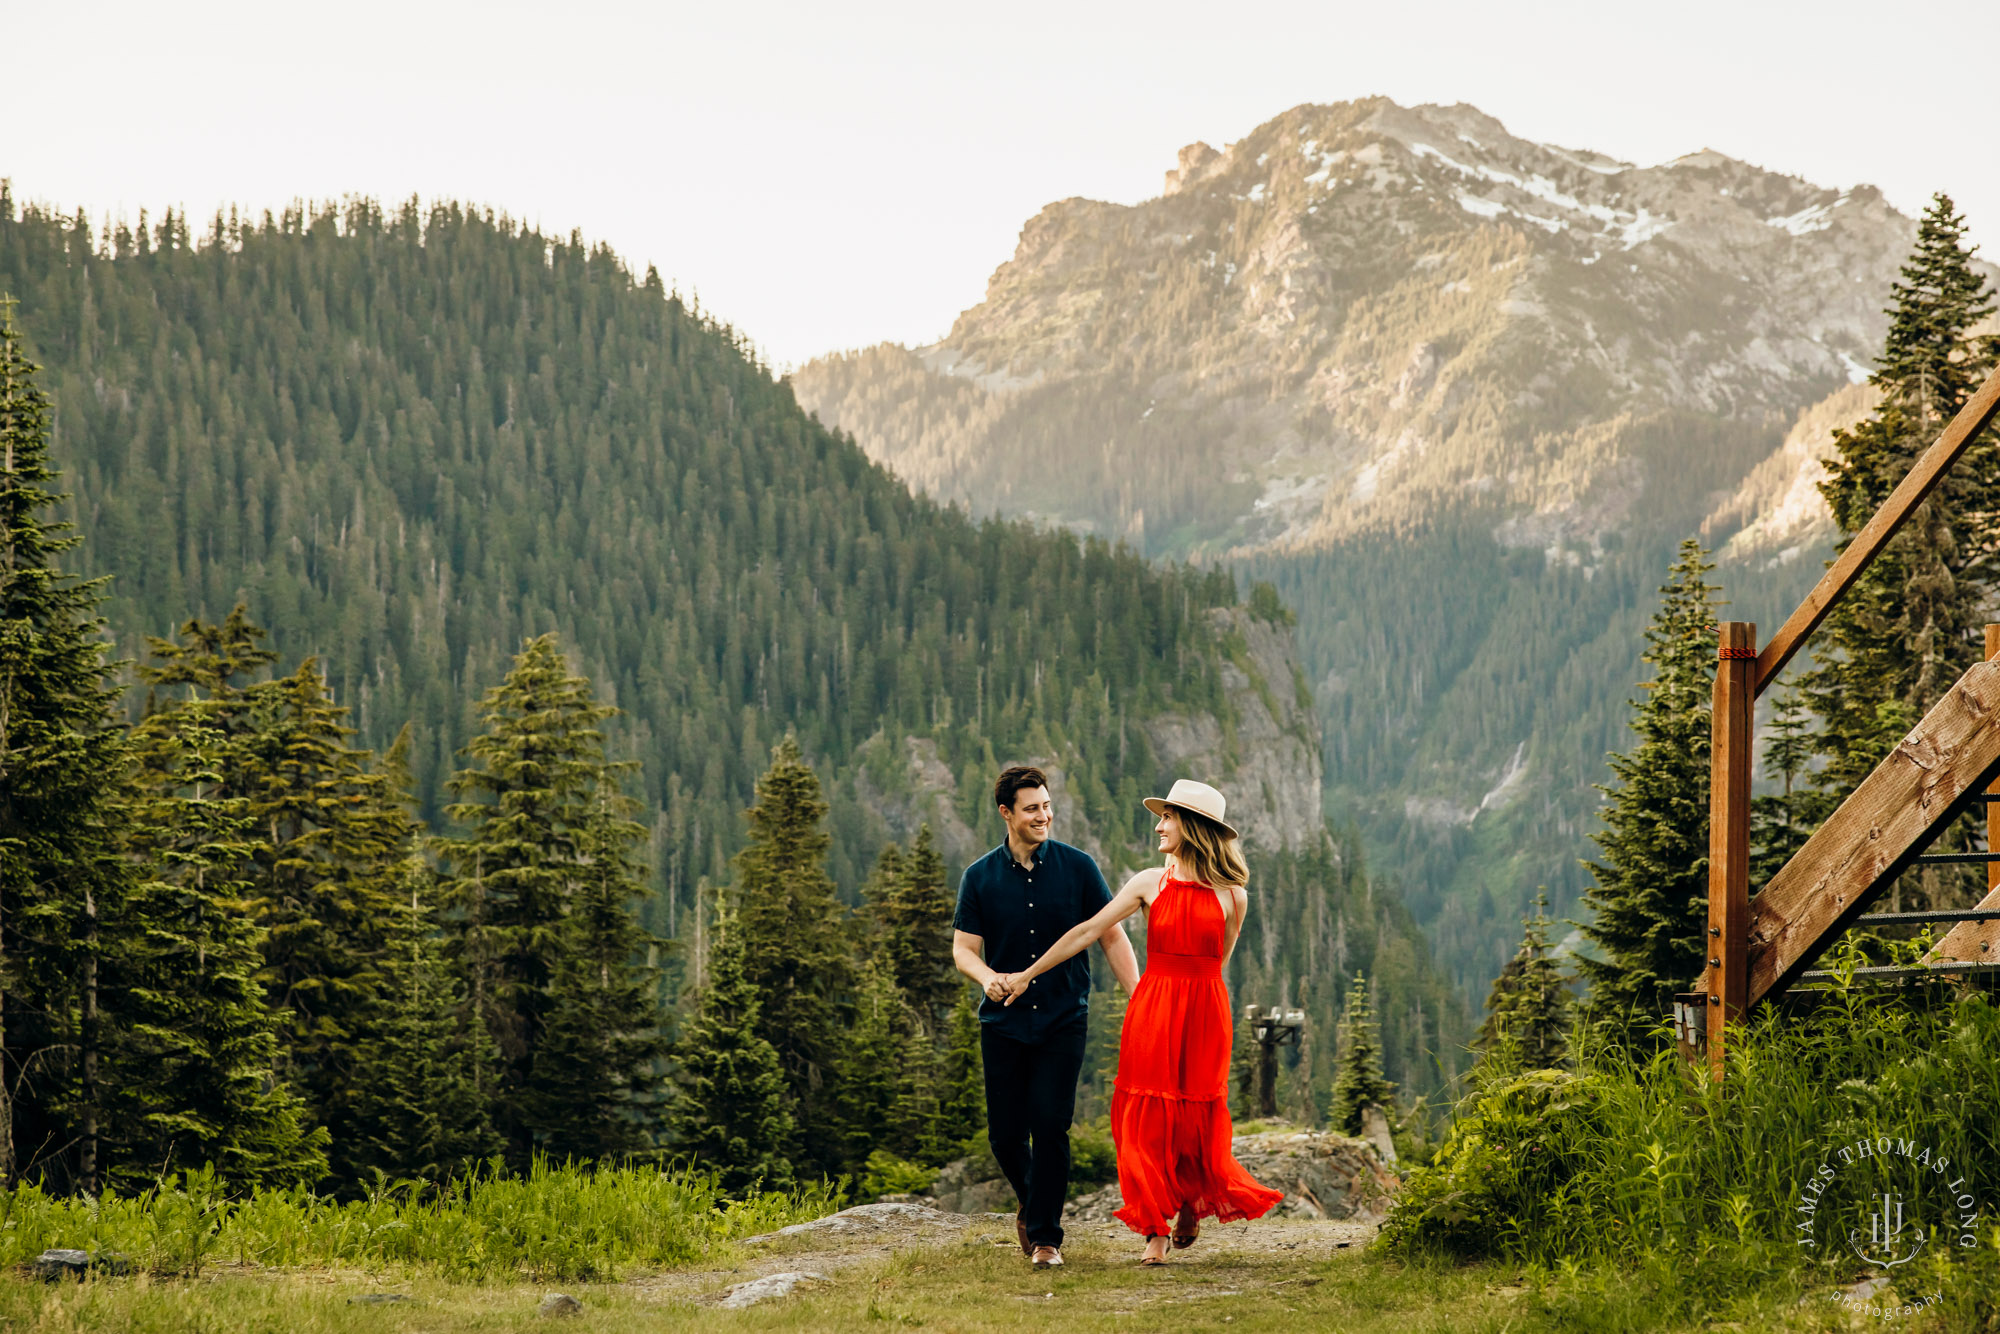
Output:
top-left (733, 735), bottom-right (852, 1174)
top-left (671, 907), bottom-right (795, 1194)
top-left (343, 858), bottom-right (502, 1186)
top-left (1796, 194), bottom-right (1999, 912)
top-left (436, 633), bottom-right (635, 1166)
top-left (878, 825), bottom-right (957, 1035)
top-left (1475, 890), bottom-right (1571, 1073)
top-left (527, 790), bottom-right (666, 1161)
top-left (935, 988), bottom-right (985, 1160)
top-left (238, 660), bottom-right (413, 1160)
top-left (1327, 972), bottom-right (1395, 1136)
top-left (114, 704), bottom-right (327, 1188)
top-left (0, 302), bottom-right (127, 1189)
top-left (1575, 539), bottom-right (1720, 1049)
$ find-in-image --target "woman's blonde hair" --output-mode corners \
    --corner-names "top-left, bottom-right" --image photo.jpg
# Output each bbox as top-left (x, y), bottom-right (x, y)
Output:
top-left (1169, 805), bottom-right (1249, 890)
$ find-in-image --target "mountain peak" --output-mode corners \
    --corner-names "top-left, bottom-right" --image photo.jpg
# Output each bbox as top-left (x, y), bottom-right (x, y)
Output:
top-left (795, 95), bottom-right (1947, 557)
top-left (1163, 141), bottom-right (1224, 196)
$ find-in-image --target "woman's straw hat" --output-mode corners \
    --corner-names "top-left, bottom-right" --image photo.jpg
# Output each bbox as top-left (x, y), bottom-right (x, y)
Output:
top-left (1143, 779), bottom-right (1238, 840)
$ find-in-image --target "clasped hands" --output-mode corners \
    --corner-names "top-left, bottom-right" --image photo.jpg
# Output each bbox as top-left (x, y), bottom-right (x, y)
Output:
top-left (983, 972), bottom-right (1034, 1005)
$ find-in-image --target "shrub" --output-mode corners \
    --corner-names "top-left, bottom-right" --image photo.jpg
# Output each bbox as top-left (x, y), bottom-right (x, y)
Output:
top-left (1069, 1123), bottom-right (1118, 1196)
top-left (859, 1151), bottom-right (936, 1201)
top-left (1384, 943), bottom-right (2000, 1287)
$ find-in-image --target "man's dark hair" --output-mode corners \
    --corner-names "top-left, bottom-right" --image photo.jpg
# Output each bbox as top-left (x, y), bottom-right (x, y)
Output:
top-left (994, 765), bottom-right (1050, 811)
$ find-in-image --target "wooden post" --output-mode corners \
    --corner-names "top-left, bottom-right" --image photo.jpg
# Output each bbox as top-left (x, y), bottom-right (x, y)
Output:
top-left (1707, 622), bottom-right (1756, 1079)
top-left (1987, 625), bottom-right (1999, 896)
top-left (1932, 626), bottom-right (2000, 969)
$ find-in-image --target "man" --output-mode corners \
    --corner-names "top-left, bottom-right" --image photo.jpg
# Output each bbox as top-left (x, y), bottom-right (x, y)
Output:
top-left (952, 765), bottom-right (1140, 1270)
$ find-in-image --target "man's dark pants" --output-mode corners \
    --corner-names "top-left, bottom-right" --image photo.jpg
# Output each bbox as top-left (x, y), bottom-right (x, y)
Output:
top-left (981, 1014), bottom-right (1087, 1249)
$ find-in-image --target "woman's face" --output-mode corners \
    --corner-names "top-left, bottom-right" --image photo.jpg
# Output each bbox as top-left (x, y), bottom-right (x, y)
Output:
top-left (1155, 806), bottom-right (1183, 855)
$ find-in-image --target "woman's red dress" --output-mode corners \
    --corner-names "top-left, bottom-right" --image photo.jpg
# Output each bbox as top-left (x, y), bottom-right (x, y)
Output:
top-left (1109, 871), bottom-right (1283, 1237)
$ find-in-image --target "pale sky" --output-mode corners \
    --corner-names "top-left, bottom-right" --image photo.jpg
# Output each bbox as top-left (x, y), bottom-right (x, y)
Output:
top-left (8, 0), bottom-right (1996, 369)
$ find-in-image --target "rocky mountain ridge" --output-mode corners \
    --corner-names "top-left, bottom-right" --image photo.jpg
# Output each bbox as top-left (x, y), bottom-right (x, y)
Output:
top-left (793, 97), bottom-right (1969, 560)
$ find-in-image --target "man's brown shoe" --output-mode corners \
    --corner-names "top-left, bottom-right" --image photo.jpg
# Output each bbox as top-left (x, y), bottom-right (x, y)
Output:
top-left (1032, 1246), bottom-right (1063, 1269)
top-left (1015, 1216), bottom-right (1030, 1256)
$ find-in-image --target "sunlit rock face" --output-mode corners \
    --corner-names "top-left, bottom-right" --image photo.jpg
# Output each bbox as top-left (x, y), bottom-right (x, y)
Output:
top-left (793, 97), bottom-right (1958, 560)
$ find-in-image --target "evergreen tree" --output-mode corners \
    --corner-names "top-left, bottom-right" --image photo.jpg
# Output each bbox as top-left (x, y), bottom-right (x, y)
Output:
top-left (1326, 972), bottom-right (1395, 1136)
top-left (139, 605), bottom-right (276, 730)
top-left (113, 704), bottom-right (327, 1188)
top-left (892, 1024), bottom-right (945, 1166)
top-left (1575, 540), bottom-right (1721, 1049)
top-left (670, 908), bottom-right (794, 1194)
top-left (436, 632), bottom-right (629, 1167)
top-left (343, 860), bottom-right (502, 1185)
top-left (733, 735), bottom-right (852, 1174)
top-left (0, 302), bottom-right (127, 1189)
top-left (857, 841), bottom-right (906, 956)
top-left (526, 791), bottom-right (666, 1161)
top-left (1475, 890), bottom-right (1570, 1072)
top-left (1749, 689), bottom-right (1823, 887)
top-left (1799, 195), bottom-right (1999, 911)
top-left (935, 987), bottom-right (985, 1159)
top-left (878, 825), bottom-right (957, 1034)
top-left (841, 953), bottom-right (904, 1164)
top-left (238, 661), bottom-right (413, 1155)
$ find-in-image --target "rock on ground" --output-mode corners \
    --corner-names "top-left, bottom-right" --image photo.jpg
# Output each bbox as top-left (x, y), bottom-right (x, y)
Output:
top-left (537, 1292), bottom-right (583, 1318)
top-left (716, 1271), bottom-right (830, 1309)
top-left (925, 1157), bottom-right (1020, 1215)
top-left (1065, 1130), bottom-right (1398, 1227)
top-left (739, 1201), bottom-right (992, 1246)
top-left (29, 1249), bottom-right (133, 1282)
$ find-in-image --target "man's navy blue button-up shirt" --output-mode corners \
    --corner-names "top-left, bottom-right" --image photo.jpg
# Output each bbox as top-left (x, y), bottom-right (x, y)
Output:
top-left (952, 838), bottom-right (1112, 1043)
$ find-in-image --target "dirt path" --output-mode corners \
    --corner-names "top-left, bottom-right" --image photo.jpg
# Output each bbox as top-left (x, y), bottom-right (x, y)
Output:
top-left (623, 1204), bottom-right (1380, 1310)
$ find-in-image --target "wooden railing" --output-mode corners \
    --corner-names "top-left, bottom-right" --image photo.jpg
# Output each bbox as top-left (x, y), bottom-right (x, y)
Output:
top-left (1698, 364), bottom-right (2000, 1079)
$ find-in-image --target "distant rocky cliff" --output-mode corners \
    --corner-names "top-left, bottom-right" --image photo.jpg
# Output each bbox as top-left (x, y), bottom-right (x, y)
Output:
top-left (1143, 606), bottom-right (1323, 851)
top-left (844, 606), bottom-right (1324, 875)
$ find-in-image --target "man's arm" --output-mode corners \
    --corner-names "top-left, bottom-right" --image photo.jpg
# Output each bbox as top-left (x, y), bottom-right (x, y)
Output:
top-left (954, 930), bottom-right (1011, 1002)
top-left (1097, 922), bottom-right (1140, 993)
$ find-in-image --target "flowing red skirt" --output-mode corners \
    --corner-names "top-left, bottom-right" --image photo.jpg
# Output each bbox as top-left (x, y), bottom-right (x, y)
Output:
top-left (1110, 949), bottom-right (1283, 1236)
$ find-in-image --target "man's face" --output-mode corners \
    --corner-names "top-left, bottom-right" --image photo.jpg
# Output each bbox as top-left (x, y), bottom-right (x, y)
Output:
top-left (1001, 786), bottom-right (1053, 847)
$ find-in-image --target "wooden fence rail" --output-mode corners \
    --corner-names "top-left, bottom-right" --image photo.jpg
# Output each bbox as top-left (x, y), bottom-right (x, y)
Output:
top-left (1700, 362), bottom-right (2000, 1078)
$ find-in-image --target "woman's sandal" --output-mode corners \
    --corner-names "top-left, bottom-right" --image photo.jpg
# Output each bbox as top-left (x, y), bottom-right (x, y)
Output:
top-left (1172, 1213), bottom-right (1200, 1249)
top-left (1139, 1236), bottom-right (1170, 1267)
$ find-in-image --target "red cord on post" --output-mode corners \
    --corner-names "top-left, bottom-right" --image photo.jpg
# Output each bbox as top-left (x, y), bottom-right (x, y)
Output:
top-left (1717, 646), bottom-right (1757, 660)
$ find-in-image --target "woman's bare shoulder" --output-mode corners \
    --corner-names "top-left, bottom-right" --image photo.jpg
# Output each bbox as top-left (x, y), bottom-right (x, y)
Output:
top-left (1121, 866), bottom-right (1169, 898)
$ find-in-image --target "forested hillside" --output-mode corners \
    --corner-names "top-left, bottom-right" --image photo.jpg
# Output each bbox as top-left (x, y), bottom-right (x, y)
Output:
top-left (1248, 519), bottom-right (1820, 994)
top-left (0, 192), bottom-right (1242, 904)
top-left (0, 187), bottom-right (1467, 1103)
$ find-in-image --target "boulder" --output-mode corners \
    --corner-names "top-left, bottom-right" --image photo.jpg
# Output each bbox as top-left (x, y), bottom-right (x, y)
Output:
top-left (717, 1271), bottom-right (829, 1309)
top-left (923, 1155), bottom-right (1019, 1216)
top-left (29, 1249), bottom-right (133, 1282)
top-left (1065, 1129), bottom-right (1398, 1226)
top-left (537, 1292), bottom-right (583, 1318)
top-left (739, 1202), bottom-right (981, 1246)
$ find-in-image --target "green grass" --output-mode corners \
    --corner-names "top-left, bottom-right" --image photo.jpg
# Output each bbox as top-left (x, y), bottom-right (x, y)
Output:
top-left (0, 1159), bottom-right (838, 1283)
top-left (0, 1231), bottom-right (1910, 1332)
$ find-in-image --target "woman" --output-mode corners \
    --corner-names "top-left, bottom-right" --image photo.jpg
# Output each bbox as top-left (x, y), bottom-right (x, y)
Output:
top-left (1003, 779), bottom-right (1282, 1265)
